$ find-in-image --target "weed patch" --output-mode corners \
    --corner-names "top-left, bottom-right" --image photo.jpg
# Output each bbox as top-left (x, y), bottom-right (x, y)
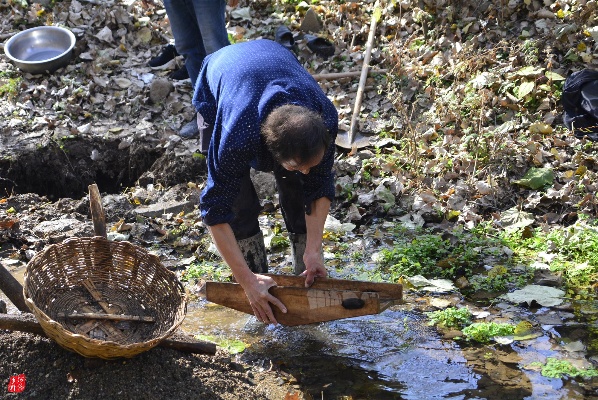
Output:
top-left (181, 261), bottom-right (231, 283)
top-left (461, 322), bottom-right (516, 343)
top-left (0, 76), bottom-right (22, 99)
top-left (426, 307), bottom-right (472, 329)
top-left (500, 220), bottom-right (598, 294)
top-left (377, 227), bottom-right (511, 282)
top-left (529, 358), bottom-right (598, 379)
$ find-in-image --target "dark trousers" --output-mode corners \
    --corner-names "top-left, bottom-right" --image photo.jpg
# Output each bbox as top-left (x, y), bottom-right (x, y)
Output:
top-left (230, 165), bottom-right (307, 240)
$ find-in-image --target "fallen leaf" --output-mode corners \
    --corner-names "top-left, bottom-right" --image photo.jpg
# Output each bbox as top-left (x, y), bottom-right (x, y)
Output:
top-left (500, 207), bottom-right (535, 231)
top-left (513, 167), bottom-right (554, 189)
top-left (501, 284), bottom-right (565, 307)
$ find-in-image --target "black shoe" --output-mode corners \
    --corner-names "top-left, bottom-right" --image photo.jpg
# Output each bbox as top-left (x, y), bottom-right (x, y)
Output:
top-left (148, 44), bottom-right (178, 67)
top-left (169, 64), bottom-right (189, 80)
top-left (304, 34), bottom-right (335, 58)
top-left (275, 25), bottom-right (295, 51)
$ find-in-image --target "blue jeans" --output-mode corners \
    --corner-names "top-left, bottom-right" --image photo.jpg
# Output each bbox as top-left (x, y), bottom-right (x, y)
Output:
top-left (162, 0), bottom-right (229, 88)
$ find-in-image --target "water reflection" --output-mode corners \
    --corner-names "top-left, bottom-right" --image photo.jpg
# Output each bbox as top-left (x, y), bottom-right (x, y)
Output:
top-left (183, 304), bottom-right (481, 399)
top-left (178, 300), bottom-right (598, 400)
top-left (3, 265), bottom-right (596, 399)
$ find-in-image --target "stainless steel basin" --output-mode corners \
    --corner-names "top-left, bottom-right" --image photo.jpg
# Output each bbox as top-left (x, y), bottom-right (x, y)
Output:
top-left (4, 26), bottom-right (76, 74)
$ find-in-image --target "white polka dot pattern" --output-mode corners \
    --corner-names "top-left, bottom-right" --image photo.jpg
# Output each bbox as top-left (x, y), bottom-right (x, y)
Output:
top-left (192, 39), bottom-right (338, 226)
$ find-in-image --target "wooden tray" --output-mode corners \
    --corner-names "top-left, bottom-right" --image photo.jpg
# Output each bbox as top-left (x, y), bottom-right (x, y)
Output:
top-left (206, 274), bottom-right (402, 326)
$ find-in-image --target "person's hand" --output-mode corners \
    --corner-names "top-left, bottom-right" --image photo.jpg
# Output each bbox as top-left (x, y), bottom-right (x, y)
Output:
top-left (240, 274), bottom-right (287, 325)
top-left (301, 249), bottom-right (327, 287)
top-left (228, 0), bottom-right (239, 8)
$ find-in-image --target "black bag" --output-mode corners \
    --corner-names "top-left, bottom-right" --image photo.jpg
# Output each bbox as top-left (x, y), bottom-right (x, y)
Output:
top-left (562, 69), bottom-right (598, 141)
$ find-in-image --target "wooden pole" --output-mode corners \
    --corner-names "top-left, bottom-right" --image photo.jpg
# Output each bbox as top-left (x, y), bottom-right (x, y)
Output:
top-left (0, 263), bottom-right (29, 312)
top-left (347, 5), bottom-right (379, 144)
top-left (0, 313), bottom-right (217, 355)
top-left (88, 183), bottom-right (107, 238)
top-left (348, 2), bottom-right (380, 149)
top-left (312, 69), bottom-right (387, 81)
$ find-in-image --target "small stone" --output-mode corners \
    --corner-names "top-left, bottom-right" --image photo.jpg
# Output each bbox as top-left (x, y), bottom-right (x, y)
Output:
top-left (300, 8), bottom-right (323, 33)
top-left (442, 329), bottom-right (463, 340)
top-left (149, 78), bottom-right (174, 104)
top-left (454, 276), bottom-right (469, 289)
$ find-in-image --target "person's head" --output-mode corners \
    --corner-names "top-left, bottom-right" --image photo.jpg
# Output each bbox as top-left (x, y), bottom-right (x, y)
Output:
top-left (262, 104), bottom-right (331, 175)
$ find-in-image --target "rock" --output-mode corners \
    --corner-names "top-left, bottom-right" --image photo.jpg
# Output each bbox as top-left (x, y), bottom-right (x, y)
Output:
top-left (149, 78), bottom-right (174, 104)
top-left (442, 329), bottom-right (463, 340)
top-left (421, 210), bottom-right (444, 223)
top-left (454, 276), bottom-right (470, 289)
top-left (32, 219), bottom-right (83, 236)
top-left (300, 8), bottom-right (323, 33)
top-left (534, 269), bottom-right (563, 287)
top-left (133, 200), bottom-right (195, 218)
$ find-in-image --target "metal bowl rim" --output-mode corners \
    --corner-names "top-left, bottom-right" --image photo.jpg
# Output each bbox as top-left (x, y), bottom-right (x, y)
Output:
top-left (4, 26), bottom-right (76, 65)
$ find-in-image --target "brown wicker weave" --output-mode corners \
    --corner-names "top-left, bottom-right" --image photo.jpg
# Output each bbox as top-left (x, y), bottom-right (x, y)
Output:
top-left (23, 236), bottom-right (187, 359)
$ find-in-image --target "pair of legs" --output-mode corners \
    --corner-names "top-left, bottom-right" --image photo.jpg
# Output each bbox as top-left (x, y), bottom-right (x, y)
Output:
top-left (231, 165), bottom-right (308, 274)
top-left (162, 0), bottom-right (229, 88)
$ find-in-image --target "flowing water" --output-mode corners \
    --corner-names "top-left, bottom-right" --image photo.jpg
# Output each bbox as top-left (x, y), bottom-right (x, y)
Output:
top-left (3, 265), bottom-right (597, 399)
top-left (180, 298), bottom-right (597, 400)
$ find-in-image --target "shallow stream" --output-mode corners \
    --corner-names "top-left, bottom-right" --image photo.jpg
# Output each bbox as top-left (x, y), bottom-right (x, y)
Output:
top-left (2, 265), bottom-right (597, 399)
top-left (180, 296), bottom-right (598, 400)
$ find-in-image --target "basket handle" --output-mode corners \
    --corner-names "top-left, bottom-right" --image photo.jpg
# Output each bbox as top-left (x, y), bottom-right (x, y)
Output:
top-left (89, 184), bottom-right (107, 238)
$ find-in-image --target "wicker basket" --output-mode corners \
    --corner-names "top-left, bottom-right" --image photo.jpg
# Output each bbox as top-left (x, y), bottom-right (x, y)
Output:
top-left (24, 235), bottom-right (187, 359)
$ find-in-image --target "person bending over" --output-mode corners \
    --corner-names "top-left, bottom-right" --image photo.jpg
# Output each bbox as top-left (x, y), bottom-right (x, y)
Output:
top-left (193, 39), bottom-right (338, 325)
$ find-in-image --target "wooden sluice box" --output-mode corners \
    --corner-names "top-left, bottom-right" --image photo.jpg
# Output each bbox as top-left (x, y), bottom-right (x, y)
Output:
top-left (206, 274), bottom-right (403, 326)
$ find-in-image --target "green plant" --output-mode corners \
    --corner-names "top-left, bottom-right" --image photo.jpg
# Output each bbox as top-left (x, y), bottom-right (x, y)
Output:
top-left (462, 322), bottom-right (516, 343)
top-left (269, 235), bottom-right (289, 250)
top-left (181, 262), bottom-right (231, 282)
top-left (169, 223), bottom-right (189, 238)
top-left (529, 358), bottom-right (598, 379)
top-left (409, 38), bottom-right (426, 50)
top-left (469, 265), bottom-right (533, 293)
top-left (0, 77), bottom-right (22, 99)
top-left (378, 226), bottom-right (509, 281)
top-left (0, 71), bottom-right (19, 79)
top-left (521, 39), bottom-right (539, 65)
top-left (351, 251), bottom-right (365, 262)
top-left (426, 307), bottom-right (472, 329)
top-left (195, 335), bottom-right (247, 354)
top-left (499, 223), bottom-right (598, 293)
top-left (379, 234), bottom-right (452, 278)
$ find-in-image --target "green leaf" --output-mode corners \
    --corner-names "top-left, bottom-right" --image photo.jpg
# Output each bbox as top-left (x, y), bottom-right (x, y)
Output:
top-left (516, 81), bottom-right (535, 99)
top-left (373, 6), bottom-right (382, 23)
top-left (545, 71), bottom-right (566, 81)
top-left (270, 235), bottom-right (289, 249)
top-left (513, 167), bottom-right (554, 189)
top-left (514, 66), bottom-right (545, 77)
top-left (219, 339), bottom-right (247, 354)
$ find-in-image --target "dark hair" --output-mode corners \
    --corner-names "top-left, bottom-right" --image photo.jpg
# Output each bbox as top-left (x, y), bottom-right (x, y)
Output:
top-left (262, 104), bottom-right (331, 164)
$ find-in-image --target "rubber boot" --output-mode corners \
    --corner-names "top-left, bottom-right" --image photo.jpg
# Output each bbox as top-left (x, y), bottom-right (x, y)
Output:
top-left (289, 232), bottom-right (307, 275)
top-left (237, 231), bottom-right (268, 273)
top-left (179, 116), bottom-right (200, 138)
